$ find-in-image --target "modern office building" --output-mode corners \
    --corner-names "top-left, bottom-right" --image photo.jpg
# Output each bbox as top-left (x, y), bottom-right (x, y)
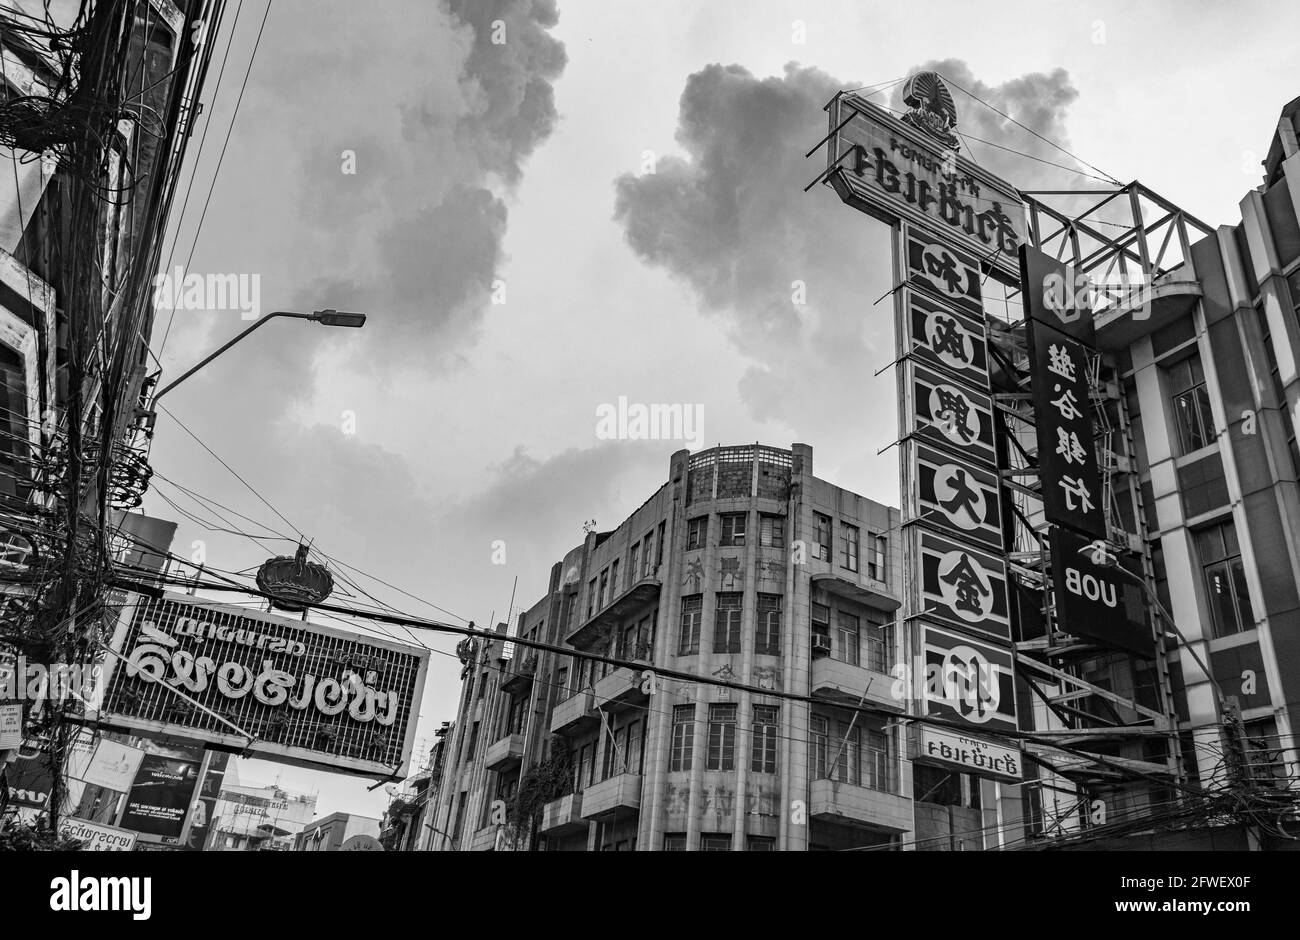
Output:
top-left (425, 443), bottom-right (1014, 851)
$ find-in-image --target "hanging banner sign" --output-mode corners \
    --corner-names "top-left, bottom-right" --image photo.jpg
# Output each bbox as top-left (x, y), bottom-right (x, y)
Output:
top-left (95, 593), bottom-right (430, 780)
top-left (1028, 323), bottom-right (1106, 539)
top-left (910, 443), bottom-right (1003, 552)
top-left (914, 726), bottom-right (1022, 781)
top-left (919, 530), bottom-right (1011, 642)
top-left (906, 292), bottom-right (990, 390)
top-left (1050, 529), bottom-right (1151, 655)
top-left (919, 621), bottom-right (1017, 732)
top-left (906, 362), bottom-right (997, 468)
top-left (825, 91), bottom-right (1026, 271)
top-left (1018, 243), bottom-right (1096, 347)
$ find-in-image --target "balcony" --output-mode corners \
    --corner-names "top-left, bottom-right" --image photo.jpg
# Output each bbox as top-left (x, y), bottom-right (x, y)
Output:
top-left (812, 572), bottom-right (900, 613)
top-left (811, 656), bottom-right (900, 711)
top-left (592, 665), bottom-right (649, 714)
top-left (501, 653), bottom-right (537, 695)
top-left (550, 688), bottom-right (597, 737)
top-left (1093, 276), bottom-right (1203, 354)
top-left (809, 777), bottom-right (912, 833)
top-left (566, 576), bottom-right (662, 649)
top-left (483, 733), bottom-right (525, 773)
top-left (580, 773), bottom-right (642, 821)
top-left (539, 793), bottom-right (586, 834)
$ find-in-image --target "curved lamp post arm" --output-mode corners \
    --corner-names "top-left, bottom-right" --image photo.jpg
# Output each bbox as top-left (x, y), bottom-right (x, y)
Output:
top-left (150, 309), bottom-right (365, 406)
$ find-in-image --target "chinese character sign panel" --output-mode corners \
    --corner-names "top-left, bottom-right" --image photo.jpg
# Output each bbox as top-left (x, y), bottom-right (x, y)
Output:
top-left (907, 292), bottom-right (990, 390)
top-left (1029, 323), bottom-right (1106, 539)
top-left (918, 530), bottom-right (1011, 642)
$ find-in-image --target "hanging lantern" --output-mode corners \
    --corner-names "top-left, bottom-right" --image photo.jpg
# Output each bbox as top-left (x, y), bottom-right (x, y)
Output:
top-left (256, 543), bottom-right (334, 612)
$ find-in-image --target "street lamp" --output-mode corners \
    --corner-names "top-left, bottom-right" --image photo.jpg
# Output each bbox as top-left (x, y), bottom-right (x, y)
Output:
top-left (150, 309), bottom-right (366, 406)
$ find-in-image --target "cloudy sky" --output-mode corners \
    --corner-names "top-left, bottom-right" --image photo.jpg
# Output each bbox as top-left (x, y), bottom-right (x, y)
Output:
top-left (143, 0), bottom-right (1300, 816)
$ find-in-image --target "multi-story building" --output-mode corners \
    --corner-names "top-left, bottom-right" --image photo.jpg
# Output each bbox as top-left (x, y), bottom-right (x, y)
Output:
top-left (292, 812), bottom-right (381, 852)
top-left (425, 443), bottom-right (999, 852)
top-left (207, 783), bottom-right (317, 851)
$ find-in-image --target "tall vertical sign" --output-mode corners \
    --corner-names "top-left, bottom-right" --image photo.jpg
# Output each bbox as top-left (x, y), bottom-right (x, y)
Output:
top-left (826, 71), bottom-right (1028, 789)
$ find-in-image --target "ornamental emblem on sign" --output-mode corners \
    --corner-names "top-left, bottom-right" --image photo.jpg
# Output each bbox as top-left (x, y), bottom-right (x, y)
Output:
top-left (900, 71), bottom-right (960, 152)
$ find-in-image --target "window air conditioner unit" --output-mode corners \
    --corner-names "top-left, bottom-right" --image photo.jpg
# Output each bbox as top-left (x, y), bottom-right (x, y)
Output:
top-left (811, 634), bottom-right (832, 655)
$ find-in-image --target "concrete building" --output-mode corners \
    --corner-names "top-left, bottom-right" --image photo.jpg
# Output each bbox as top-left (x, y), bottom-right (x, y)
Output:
top-left (208, 783), bottom-right (317, 851)
top-left (424, 443), bottom-right (977, 851)
top-left (292, 812), bottom-right (381, 852)
top-left (1099, 95), bottom-right (1300, 792)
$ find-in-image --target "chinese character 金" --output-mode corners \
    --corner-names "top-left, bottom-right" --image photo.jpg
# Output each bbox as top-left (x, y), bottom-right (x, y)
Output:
top-left (940, 554), bottom-right (991, 616)
top-left (1058, 475), bottom-right (1094, 514)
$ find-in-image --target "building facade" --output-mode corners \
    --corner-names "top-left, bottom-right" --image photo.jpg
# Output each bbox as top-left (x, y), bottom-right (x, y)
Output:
top-left (292, 812), bottom-right (380, 852)
top-left (428, 443), bottom-right (1009, 851)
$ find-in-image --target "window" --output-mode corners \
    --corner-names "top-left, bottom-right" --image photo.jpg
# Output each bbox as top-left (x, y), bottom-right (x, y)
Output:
top-left (575, 742), bottom-right (596, 792)
top-left (626, 719), bottom-right (644, 775)
top-left (687, 516), bottom-right (708, 551)
top-left (679, 595), bottom-right (702, 655)
top-left (720, 512), bottom-right (747, 546)
top-left (656, 521), bottom-right (666, 568)
top-left (670, 705), bottom-right (695, 771)
top-left (611, 559), bottom-right (620, 597)
top-left (505, 695), bottom-right (527, 736)
top-left (864, 616), bottom-right (893, 674)
top-left (629, 543), bottom-right (641, 585)
top-left (751, 705), bottom-right (779, 774)
top-left (863, 727), bottom-right (892, 791)
top-left (616, 622), bottom-right (634, 660)
top-left (810, 715), bottom-right (829, 779)
top-left (599, 569), bottom-right (610, 608)
top-left (706, 703), bottom-right (737, 771)
top-left (700, 834), bottom-right (731, 851)
top-left (832, 722), bottom-right (860, 785)
top-left (814, 513), bottom-right (832, 560)
top-left (755, 594), bottom-right (781, 655)
top-left (868, 534), bottom-right (887, 582)
top-left (747, 836), bottom-right (775, 851)
top-left (587, 578), bottom-right (597, 618)
top-left (642, 530), bottom-right (655, 576)
top-left (604, 720), bottom-right (643, 778)
top-left (1258, 303), bottom-right (1300, 476)
top-left (841, 523), bottom-right (860, 572)
top-left (465, 722), bottom-right (479, 761)
top-left (1196, 520), bottom-right (1254, 636)
top-left (714, 593), bottom-right (743, 653)
top-left (664, 834), bottom-right (687, 851)
top-left (834, 611), bottom-right (860, 667)
top-left (811, 602), bottom-right (830, 640)
top-left (1168, 353), bottom-right (1214, 454)
top-left (556, 665), bottom-right (569, 697)
top-left (759, 514), bottom-right (785, 548)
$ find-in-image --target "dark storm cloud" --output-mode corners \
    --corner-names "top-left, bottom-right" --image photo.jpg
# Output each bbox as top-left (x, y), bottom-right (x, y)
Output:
top-left (153, 0), bottom-right (569, 582)
top-left (612, 60), bottom-right (1083, 428)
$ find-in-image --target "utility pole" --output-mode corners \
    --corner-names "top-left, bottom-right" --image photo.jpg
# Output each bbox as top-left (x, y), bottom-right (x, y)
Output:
top-left (1221, 695), bottom-right (1262, 850)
